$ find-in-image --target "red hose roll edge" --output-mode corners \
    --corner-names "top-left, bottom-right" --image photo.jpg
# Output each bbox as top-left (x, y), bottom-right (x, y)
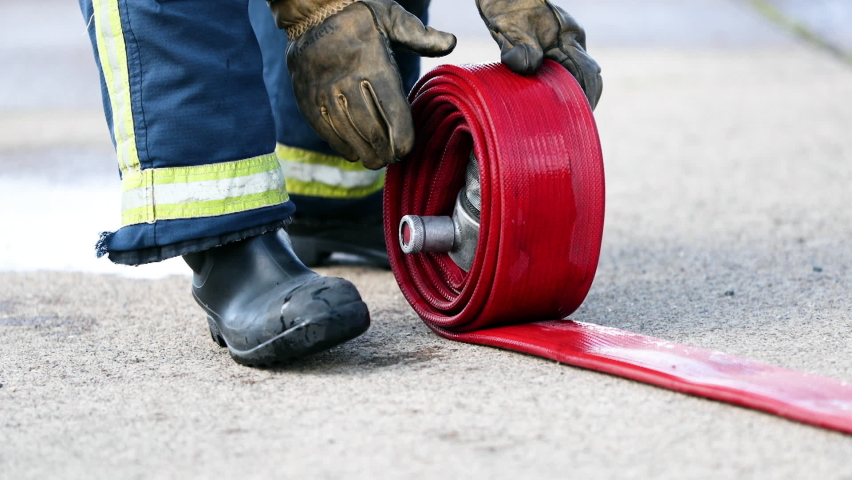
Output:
top-left (384, 61), bottom-right (852, 435)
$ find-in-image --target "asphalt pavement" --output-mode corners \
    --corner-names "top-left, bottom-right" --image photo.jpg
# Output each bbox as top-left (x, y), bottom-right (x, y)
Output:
top-left (2, 1), bottom-right (852, 478)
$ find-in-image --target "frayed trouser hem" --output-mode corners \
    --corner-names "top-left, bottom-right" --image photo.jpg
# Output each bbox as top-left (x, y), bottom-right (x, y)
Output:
top-left (98, 218), bottom-right (291, 266)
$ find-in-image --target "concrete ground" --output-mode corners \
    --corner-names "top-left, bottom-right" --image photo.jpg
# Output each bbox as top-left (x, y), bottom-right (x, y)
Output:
top-left (2, 1), bottom-right (852, 479)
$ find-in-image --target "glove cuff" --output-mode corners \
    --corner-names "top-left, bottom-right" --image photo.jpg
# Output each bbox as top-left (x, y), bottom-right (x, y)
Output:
top-left (276, 0), bottom-right (357, 39)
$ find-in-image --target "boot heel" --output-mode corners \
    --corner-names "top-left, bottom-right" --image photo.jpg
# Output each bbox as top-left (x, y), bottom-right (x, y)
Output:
top-left (206, 316), bottom-right (227, 348)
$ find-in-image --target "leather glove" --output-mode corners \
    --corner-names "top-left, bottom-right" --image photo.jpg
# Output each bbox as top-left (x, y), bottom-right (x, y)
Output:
top-left (476, 0), bottom-right (602, 110)
top-left (270, 0), bottom-right (456, 169)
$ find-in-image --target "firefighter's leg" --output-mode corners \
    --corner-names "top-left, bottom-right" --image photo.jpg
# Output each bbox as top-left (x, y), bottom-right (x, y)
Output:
top-left (248, 0), bottom-right (431, 267)
top-left (79, 0), bottom-right (369, 365)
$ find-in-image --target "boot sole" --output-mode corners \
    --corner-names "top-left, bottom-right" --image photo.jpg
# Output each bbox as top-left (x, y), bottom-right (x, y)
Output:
top-left (206, 300), bottom-right (370, 367)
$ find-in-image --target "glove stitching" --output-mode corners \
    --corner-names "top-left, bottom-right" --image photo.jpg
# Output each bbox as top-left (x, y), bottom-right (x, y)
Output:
top-left (338, 93), bottom-right (373, 145)
top-left (360, 81), bottom-right (395, 159)
top-left (287, 0), bottom-right (356, 39)
top-left (320, 106), bottom-right (349, 151)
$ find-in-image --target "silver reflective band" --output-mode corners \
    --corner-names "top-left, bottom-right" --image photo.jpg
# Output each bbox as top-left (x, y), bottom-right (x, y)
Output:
top-left (280, 160), bottom-right (383, 189)
top-left (121, 167), bottom-right (285, 212)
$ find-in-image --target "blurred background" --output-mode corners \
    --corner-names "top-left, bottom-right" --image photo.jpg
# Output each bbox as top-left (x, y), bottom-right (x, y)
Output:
top-left (0, 0), bottom-right (850, 278)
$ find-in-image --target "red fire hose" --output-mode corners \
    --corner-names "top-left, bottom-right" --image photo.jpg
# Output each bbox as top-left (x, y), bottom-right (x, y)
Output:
top-left (384, 61), bottom-right (852, 434)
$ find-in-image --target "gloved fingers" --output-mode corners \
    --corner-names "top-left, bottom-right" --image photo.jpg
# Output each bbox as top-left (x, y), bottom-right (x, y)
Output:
top-left (549, 3), bottom-right (587, 49)
top-left (354, 81), bottom-right (399, 167)
top-left (311, 102), bottom-right (361, 163)
top-left (323, 94), bottom-right (388, 169)
top-left (337, 83), bottom-right (398, 170)
top-left (360, 76), bottom-right (416, 161)
top-left (546, 41), bottom-right (602, 110)
top-left (368, 0), bottom-right (457, 57)
top-left (490, 27), bottom-right (545, 76)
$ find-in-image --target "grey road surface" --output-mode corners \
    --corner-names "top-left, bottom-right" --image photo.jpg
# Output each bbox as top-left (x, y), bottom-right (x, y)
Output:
top-left (2, 1), bottom-right (852, 478)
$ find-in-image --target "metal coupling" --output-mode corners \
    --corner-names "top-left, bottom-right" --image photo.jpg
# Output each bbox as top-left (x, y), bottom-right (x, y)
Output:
top-left (398, 152), bottom-right (482, 272)
top-left (399, 215), bottom-right (456, 254)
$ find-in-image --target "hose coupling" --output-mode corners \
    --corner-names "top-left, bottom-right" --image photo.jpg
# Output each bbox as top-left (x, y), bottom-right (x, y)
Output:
top-left (398, 152), bottom-right (481, 271)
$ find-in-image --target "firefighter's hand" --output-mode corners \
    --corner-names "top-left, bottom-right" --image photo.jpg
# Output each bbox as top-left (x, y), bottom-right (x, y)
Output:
top-left (476, 0), bottom-right (602, 110)
top-left (272, 0), bottom-right (456, 169)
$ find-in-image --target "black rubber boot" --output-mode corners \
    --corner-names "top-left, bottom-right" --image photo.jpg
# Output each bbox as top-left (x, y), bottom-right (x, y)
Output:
top-left (183, 229), bottom-right (370, 366)
top-left (288, 213), bottom-right (390, 269)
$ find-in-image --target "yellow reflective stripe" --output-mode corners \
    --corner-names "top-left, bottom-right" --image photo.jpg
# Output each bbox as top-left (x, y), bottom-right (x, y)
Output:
top-left (93, 0), bottom-right (140, 173)
top-left (276, 144), bottom-right (385, 199)
top-left (121, 154), bottom-right (282, 189)
top-left (121, 169), bottom-right (155, 225)
top-left (120, 153), bottom-right (290, 226)
top-left (283, 175), bottom-right (385, 199)
top-left (276, 144), bottom-right (376, 172)
top-left (121, 190), bottom-right (290, 226)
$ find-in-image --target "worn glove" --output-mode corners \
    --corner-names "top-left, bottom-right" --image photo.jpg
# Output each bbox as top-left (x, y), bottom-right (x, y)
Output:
top-left (269, 0), bottom-right (456, 170)
top-left (476, 0), bottom-right (602, 109)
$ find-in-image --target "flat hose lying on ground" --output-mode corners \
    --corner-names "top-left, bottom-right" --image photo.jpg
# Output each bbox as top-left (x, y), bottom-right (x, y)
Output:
top-left (384, 61), bottom-right (852, 435)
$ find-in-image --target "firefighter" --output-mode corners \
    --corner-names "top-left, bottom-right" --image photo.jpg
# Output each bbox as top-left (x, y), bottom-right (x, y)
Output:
top-left (79, 0), bottom-right (601, 365)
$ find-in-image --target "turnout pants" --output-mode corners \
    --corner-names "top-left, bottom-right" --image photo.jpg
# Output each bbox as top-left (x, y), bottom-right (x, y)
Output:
top-left (80, 0), bottom-right (427, 265)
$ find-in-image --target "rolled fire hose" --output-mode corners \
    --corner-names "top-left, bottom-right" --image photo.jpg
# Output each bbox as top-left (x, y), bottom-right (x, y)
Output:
top-left (384, 61), bottom-right (852, 435)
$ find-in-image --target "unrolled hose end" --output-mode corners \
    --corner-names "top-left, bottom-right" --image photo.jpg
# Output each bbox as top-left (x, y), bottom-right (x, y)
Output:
top-left (399, 215), bottom-right (455, 254)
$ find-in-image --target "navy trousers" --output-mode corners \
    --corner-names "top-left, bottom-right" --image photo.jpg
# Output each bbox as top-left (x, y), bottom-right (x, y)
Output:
top-left (80, 0), bottom-right (427, 264)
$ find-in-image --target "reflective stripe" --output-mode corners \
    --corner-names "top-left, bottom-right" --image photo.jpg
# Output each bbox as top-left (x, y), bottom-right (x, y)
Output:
top-left (93, 0), bottom-right (140, 173)
top-left (92, 3), bottom-right (291, 227)
top-left (281, 162), bottom-right (381, 189)
top-left (120, 153), bottom-right (289, 226)
top-left (276, 144), bottom-right (384, 199)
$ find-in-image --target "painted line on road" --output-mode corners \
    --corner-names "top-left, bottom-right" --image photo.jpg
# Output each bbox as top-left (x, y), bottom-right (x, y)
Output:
top-left (743, 0), bottom-right (852, 66)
